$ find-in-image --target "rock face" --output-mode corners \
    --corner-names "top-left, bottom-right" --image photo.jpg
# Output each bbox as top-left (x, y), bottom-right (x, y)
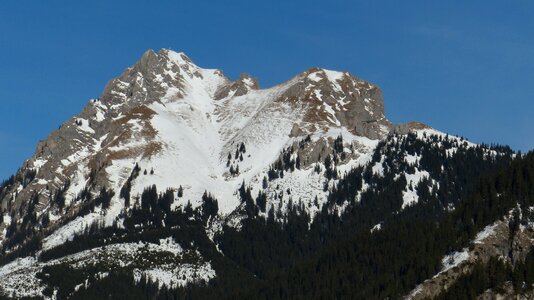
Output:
top-left (0, 48), bottom-right (422, 248)
top-left (214, 73), bottom-right (258, 99)
top-left (393, 122), bottom-right (431, 135)
top-left (273, 67), bottom-right (392, 139)
top-left (407, 218), bottom-right (534, 300)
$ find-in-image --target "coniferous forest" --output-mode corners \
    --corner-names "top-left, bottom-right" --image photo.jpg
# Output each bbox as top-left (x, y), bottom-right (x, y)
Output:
top-left (3, 133), bottom-right (534, 300)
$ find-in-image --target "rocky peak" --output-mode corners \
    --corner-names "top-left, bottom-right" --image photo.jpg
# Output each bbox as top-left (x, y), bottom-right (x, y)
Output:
top-left (277, 68), bottom-right (391, 139)
top-left (99, 49), bottom-right (226, 113)
top-left (238, 73), bottom-right (259, 89)
top-left (214, 73), bottom-right (259, 100)
top-left (0, 49), bottom-right (431, 250)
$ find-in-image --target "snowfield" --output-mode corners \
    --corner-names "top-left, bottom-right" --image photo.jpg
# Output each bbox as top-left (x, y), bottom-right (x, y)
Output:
top-left (0, 238), bottom-right (215, 299)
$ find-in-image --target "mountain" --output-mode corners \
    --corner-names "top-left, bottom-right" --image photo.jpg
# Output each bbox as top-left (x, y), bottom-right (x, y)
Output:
top-left (0, 48), bottom-right (400, 241)
top-left (2, 49), bottom-right (391, 217)
top-left (0, 49), bottom-right (532, 299)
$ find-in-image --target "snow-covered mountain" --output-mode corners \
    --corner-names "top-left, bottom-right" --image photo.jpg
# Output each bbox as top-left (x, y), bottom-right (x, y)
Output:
top-left (0, 49), bottom-right (403, 234)
top-left (1, 49), bottom-right (511, 299)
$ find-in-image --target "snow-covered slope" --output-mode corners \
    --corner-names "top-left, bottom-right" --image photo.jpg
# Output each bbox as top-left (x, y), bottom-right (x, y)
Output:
top-left (0, 49), bottom-right (399, 241)
top-left (2, 49), bottom-right (482, 297)
top-left (0, 237), bottom-right (214, 299)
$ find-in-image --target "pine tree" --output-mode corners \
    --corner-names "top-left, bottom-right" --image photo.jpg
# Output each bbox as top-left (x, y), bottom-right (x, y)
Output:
top-left (201, 191), bottom-right (219, 220)
top-left (99, 187), bottom-right (113, 210)
top-left (159, 188), bottom-right (174, 213)
top-left (256, 191), bottom-right (267, 212)
top-left (177, 185), bottom-right (183, 198)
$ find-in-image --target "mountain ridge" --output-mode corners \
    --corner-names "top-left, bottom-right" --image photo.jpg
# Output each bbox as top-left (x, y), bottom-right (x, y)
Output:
top-left (1, 48), bottom-right (423, 225)
top-left (2, 49), bottom-right (502, 300)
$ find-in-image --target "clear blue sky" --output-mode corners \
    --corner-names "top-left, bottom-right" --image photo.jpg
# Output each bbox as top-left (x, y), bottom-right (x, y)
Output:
top-left (1, 1), bottom-right (533, 180)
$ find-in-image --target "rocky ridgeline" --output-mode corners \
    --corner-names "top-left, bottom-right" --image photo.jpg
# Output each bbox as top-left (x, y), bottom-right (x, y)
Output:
top-left (0, 49), bottom-right (424, 250)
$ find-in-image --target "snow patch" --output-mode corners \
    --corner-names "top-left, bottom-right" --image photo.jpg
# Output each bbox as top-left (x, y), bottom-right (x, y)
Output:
top-left (474, 223), bottom-right (499, 243)
top-left (439, 250), bottom-right (469, 275)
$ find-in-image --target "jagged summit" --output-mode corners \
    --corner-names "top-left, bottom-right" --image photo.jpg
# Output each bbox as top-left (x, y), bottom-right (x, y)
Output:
top-left (2, 48), bottom-right (506, 299)
top-left (87, 49), bottom-right (395, 140)
top-left (0, 48), bottom-right (429, 249)
top-left (99, 49), bottom-right (226, 110)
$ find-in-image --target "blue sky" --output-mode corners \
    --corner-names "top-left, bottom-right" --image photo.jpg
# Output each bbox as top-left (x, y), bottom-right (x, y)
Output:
top-left (1, 1), bottom-right (533, 180)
